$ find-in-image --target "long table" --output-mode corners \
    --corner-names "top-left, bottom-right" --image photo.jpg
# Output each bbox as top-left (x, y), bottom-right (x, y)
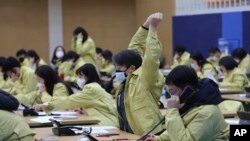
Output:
top-left (219, 88), bottom-right (244, 95)
top-left (33, 126), bottom-right (140, 141)
top-left (24, 115), bottom-right (100, 128)
top-left (222, 94), bottom-right (250, 103)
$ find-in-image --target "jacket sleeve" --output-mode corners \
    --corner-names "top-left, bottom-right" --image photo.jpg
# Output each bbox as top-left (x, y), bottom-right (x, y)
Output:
top-left (128, 27), bottom-right (148, 57)
top-left (22, 70), bottom-right (37, 93)
top-left (41, 83), bottom-right (69, 103)
top-left (140, 31), bottom-right (162, 88)
top-left (75, 38), bottom-right (95, 57)
top-left (157, 108), bottom-right (220, 141)
top-left (219, 72), bottom-right (249, 88)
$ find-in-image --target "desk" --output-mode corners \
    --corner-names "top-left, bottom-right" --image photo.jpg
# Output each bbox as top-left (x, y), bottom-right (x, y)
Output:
top-left (33, 126), bottom-right (139, 141)
top-left (219, 88), bottom-right (243, 95)
top-left (160, 108), bottom-right (237, 118)
top-left (222, 94), bottom-right (250, 103)
top-left (24, 115), bottom-right (100, 128)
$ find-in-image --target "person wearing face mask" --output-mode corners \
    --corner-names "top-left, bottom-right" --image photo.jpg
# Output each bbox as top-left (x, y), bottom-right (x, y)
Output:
top-left (27, 49), bottom-right (47, 71)
top-left (207, 46), bottom-right (227, 70)
top-left (58, 50), bottom-right (86, 82)
top-left (16, 49), bottom-right (29, 67)
top-left (190, 52), bottom-right (217, 80)
top-left (170, 45), bottom-right (191, 69)
top-left (50, 45), bottom-right (65, 71)
top-left (16, 65), bottom-right (73, 106)
top-left (112, 12), bottom-right (165, 135)
top-left (2, 57), bottom-right (37, 95)
top-left (144, 66), bottom-right (229, 141)
top-left (218, 56), bottom-right (250, 90)
top-left (34, 64), bottom-right (119, 127)
top-left (71, 26), bottom-right (96, 66)
top-left (232, 48), bottom-right (250, 74)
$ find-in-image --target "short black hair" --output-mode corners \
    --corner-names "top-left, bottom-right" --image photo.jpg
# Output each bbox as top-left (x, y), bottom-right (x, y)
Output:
top-left (219, 56), bottom-right (238, 71)
top-left (190, 51), bottom-right (207, 67)
top-left (73, 26), bottom-right (88, 43)
top-left (101, 50), bottom-right (113, 63)
top-left (2, 57), bottom-right (21, 72)
top-left (113, 50), bottom-right (142, 69)
top-left (166, 65), bottom-right (198, 89)
top-left (76, 63), bottom-right (103, 87)
top-left (64, 50), bottom-right (80, 62)
top-left (0, 56), bottom-right (6, 67)
top-left (96, 47), bottom-right (103, 54)
top-left (174, 45), bottom-right (186, 54)
top-left (209, 46), bottom-right (220, 54)
top-left (16, 49), bottom-right (27, 57)
top-left (232, 48), bottom-right (247, 60)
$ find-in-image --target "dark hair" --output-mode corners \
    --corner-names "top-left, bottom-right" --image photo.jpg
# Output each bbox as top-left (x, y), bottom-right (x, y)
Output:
top-left (166, 65), bottom-right (198, 89)
top-left (27, 49), bottom-right (40, 65)
top-left (0, 56), bottom-right (6, 67)
top-left (232, 48), bottom-right (247, 60)
top-left (64, 51), bottom-right (80, 62)
top-left (190, 52), bottom-right (208, 68)
top-left (35, 65), bottom-right (73, 96)
top-left (219, 56), bottom-right (238, 71)
top-left (113, 50), bottom-right (142, 69)
top-left (96, 47), bottom-right (103, 54)
top-left (2, 57), bottom-right (21, 72)
top-left (174, 45), bottom-right (186, 54)
top-left (76, 63), bottom-right (103, 87)
top-left (101, 50), bottom-right (113, 63)
top-left (51, 45), bottom-right (65, 65)
top-left (209, 46), bottom-right (220, 54)
top-left (159, 55), bottom-right (166, 69)
top-left (16, 49), bottom-right (27, 57)
top-left (73, 26), bottom-right (88, 43)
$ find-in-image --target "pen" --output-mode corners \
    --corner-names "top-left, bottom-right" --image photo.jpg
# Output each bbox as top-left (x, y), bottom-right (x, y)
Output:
top-left (96, 133), bottom-right (120, 137)
top-left (112, 138), bottom-right (128, 141)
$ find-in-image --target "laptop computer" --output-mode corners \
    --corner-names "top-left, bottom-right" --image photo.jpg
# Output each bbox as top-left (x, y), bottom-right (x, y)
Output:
top-left (237, 111), bottom-right (250, 125)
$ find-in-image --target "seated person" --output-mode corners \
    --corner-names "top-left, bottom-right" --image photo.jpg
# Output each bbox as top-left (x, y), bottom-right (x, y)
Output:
top-left (27, 49), bottom-right (47, 71)
top-left (145, 66), bottom-right (229, 141)
top-left (34, 64), bottom-right (118, 127)
top-left (16, 49), bottom-right (29, 67)
top-left (207, 46), bottom-right (226, 70)
top-left (50, 45), bottom-right (65, 71)
top-left (97, 49), bottom-right (115, 77)
top-left (219, 56), bottom-right (249, 90)
top-left (17, 65), bottom-right (73, 106)
top-left (0, 89), bottom-right (35, 141)
top-left (232, 47), bottom-right (250, 74)
top-left (190, 51), bottom-right (217, 80)
top-left (170, 45), bottom-right (191, 69)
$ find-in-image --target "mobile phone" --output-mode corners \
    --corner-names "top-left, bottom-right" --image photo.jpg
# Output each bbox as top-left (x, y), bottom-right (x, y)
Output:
top-left (179, 86), bottom-right (194, 104)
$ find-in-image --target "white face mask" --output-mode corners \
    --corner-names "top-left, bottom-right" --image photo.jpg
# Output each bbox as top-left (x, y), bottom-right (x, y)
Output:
top-left (77, 78), bottom-right (86, 88)
top-left (115, 72), bottom-right (126, 84)
top-left (191, 63), bottom-right (197, 70)
top-left (211, 56), bottom-right (217, 61)
top-left (234, 58), bottom-right (240, 63)
top-left (56, 51), bottom-right (64, 59)
top-left (68, 60), bottom-right (74, 66)
top-left (37, 82), bottom-right (44, 90)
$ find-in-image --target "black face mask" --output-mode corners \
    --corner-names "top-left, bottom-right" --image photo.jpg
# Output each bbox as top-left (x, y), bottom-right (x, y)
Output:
top-left (19, 57), bottom-right (25, 63)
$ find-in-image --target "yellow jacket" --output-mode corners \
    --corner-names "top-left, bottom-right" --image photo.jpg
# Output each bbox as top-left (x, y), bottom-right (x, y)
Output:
top-left (117, 27), bottom-right (165, 135)
top-left (171, 51), bottom-right (191, 69)
top-left (49, 82), bottom-right (118, 127)
top-left (0, 110), bottom-right (35, 141)
top-left (197, 63), bottom-right (217, 79)
top-left (21, 58), bottom-right (29, 67)
top-left (99, 60), bottom-right (115, 76)
top-left (157, 105), bottom-right (229, 141)
top-left (2, 66), bottom-right (37, 95)
top-left (16, 83), bottom-right (70, 106)
top-left (219, 68), bottom-right (249, 90)
top-left (71, 37), bottom-right (96, 66)
top-left (238, 54), bottom-right (250, 74)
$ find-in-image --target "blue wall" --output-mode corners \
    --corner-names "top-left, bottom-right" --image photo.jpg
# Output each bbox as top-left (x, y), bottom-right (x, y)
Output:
top-left (243, 11), bottom-right (250, 53)
top-left (173, 11), bottom-right (249, 57)
top-left (173, 14), bottom-right (222, 57)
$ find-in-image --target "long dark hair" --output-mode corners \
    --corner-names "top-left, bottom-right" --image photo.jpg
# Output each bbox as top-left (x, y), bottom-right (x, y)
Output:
top-left (73, 26), bottom-right (88, 44)
top-left (51, 45), bottom-right (65, 65)
top-left (27, 49), bottom-right (40, 67)
top-left (76, 64), bottom-right (103, 87)
top-left (35, 65), bottom-right (73, 96)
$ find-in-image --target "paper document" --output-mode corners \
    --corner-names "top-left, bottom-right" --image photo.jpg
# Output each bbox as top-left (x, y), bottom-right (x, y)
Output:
top-left (225, 119), bottom-right (239, 125)
top-left (30, 115), bottom-right (77, 123)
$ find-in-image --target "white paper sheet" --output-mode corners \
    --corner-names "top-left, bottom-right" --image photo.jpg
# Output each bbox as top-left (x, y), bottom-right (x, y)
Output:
top-left (225, 119), bottom-right (239, 125)
top-left (30, 115), bottom-right (77, 123)
top-left (38, 111), bottom-right (79, 116)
